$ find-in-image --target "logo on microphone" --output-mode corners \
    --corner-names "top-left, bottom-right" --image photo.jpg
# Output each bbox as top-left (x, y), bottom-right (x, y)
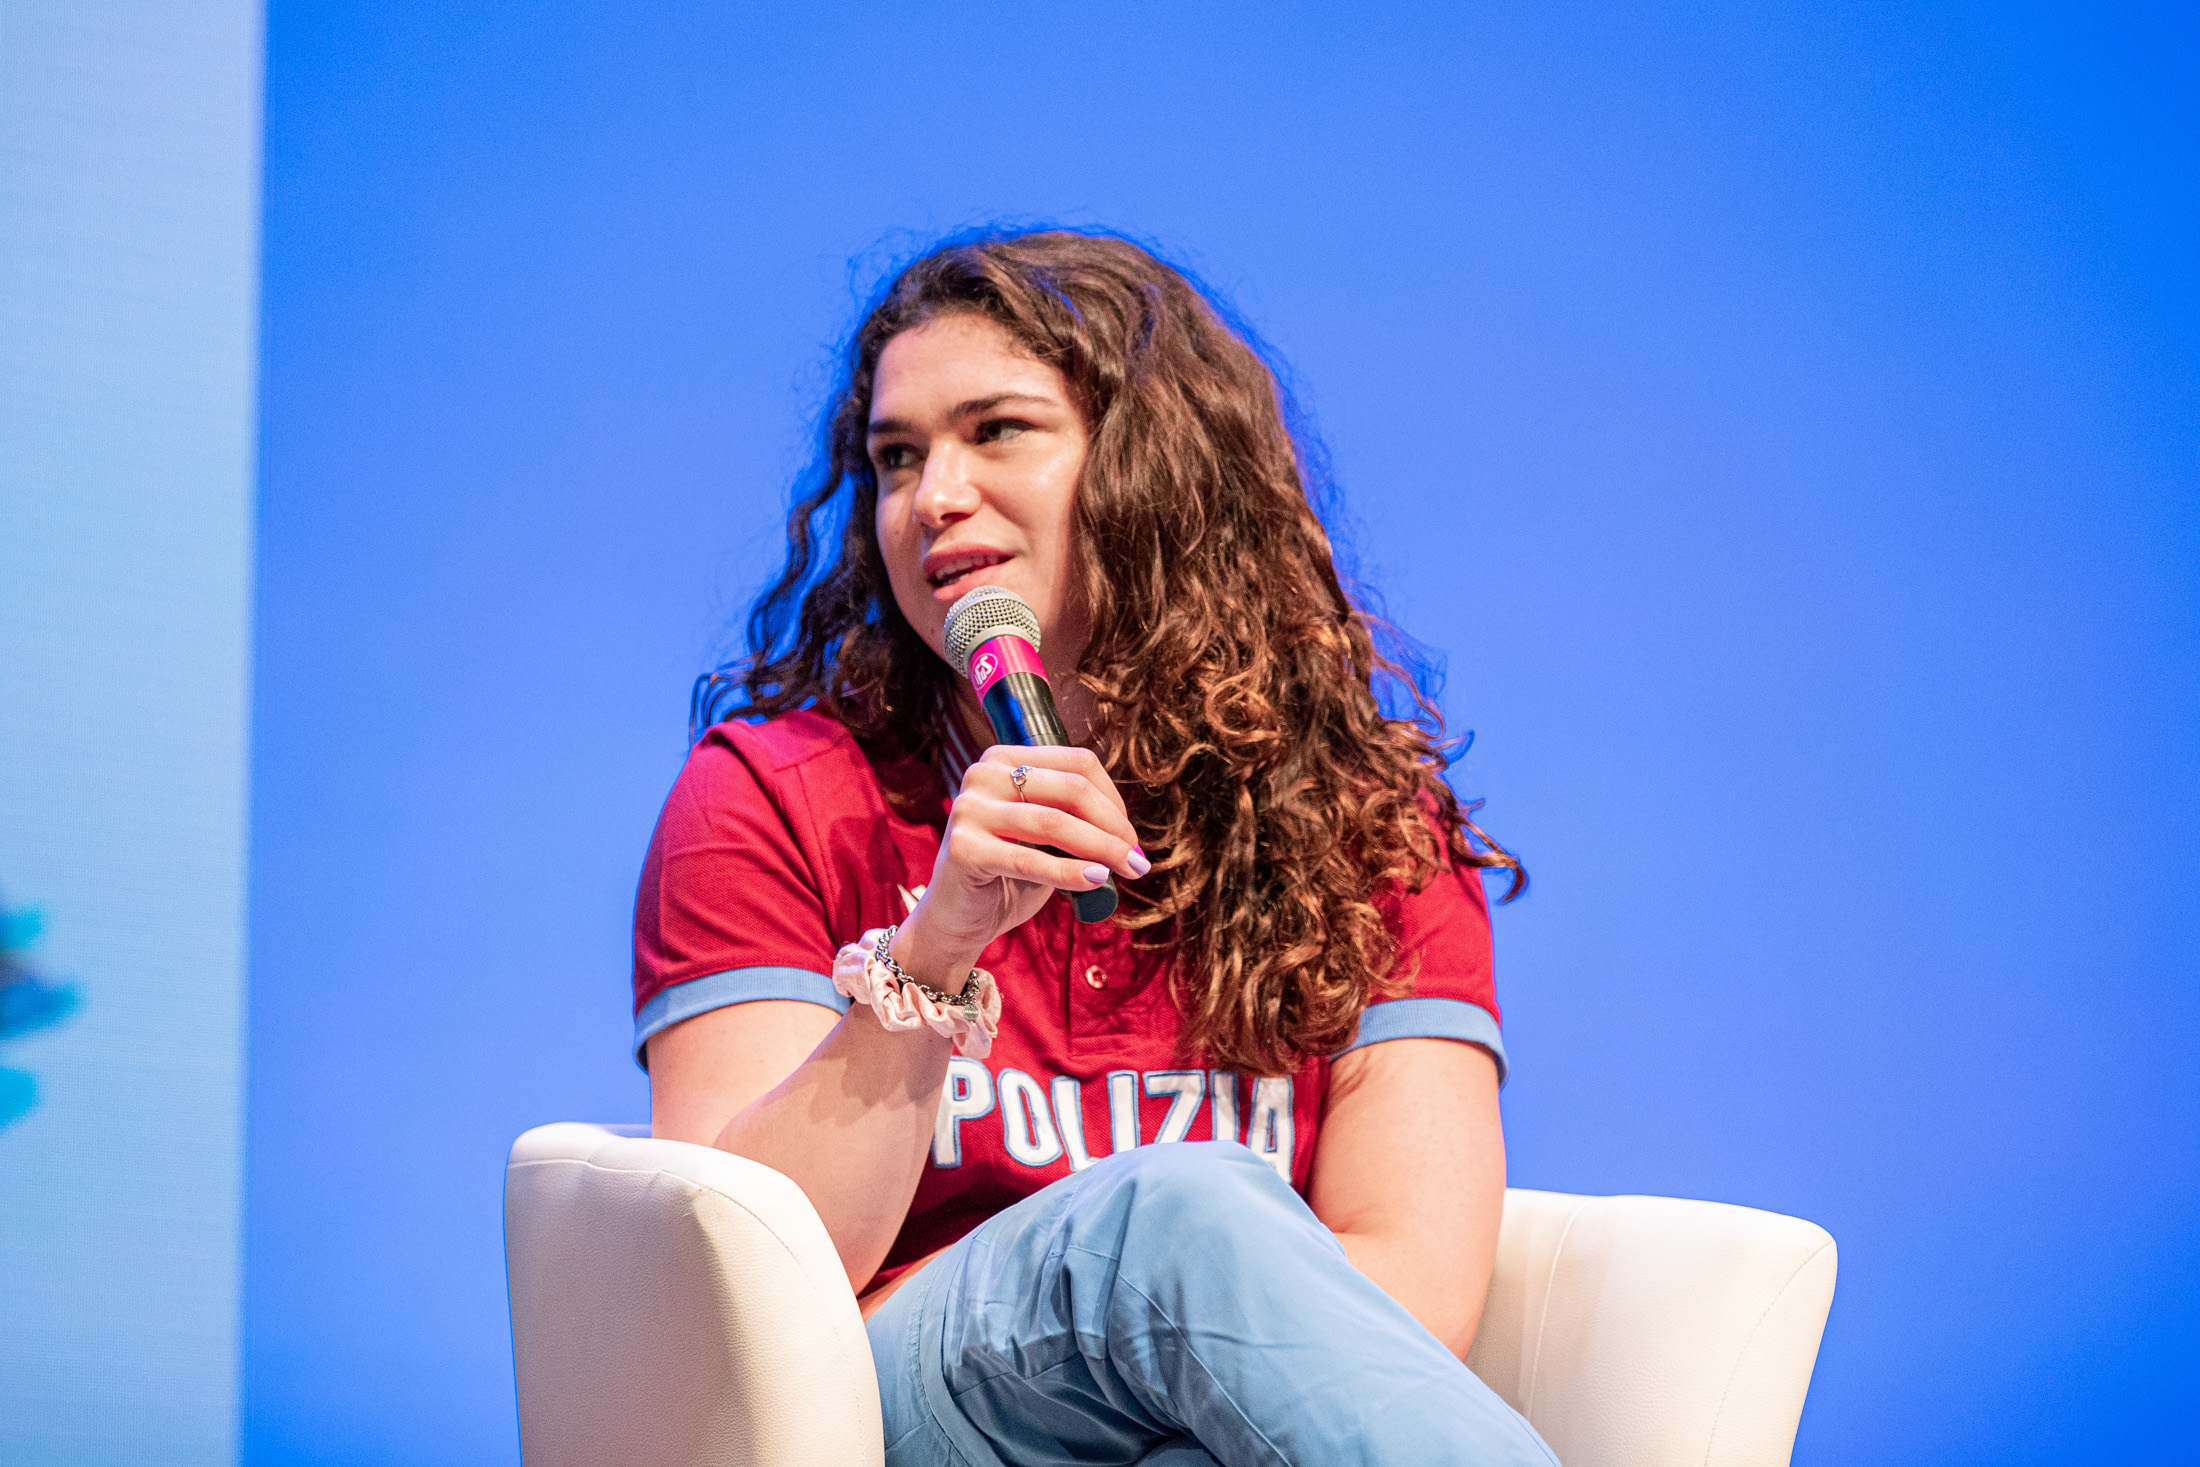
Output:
top-left (973, 652), bottom-right (998, 683)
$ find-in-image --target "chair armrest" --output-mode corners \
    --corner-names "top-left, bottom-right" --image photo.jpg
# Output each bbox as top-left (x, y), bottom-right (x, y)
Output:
top-left (1466, 1189), bottom-right (1837, 1467)
top-left (505, 1122), bottom-right (884, 1467)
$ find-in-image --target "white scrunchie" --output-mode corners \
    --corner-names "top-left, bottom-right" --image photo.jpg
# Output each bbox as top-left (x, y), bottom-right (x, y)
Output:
top-left (832, 927), bottom-right (1001, 1059)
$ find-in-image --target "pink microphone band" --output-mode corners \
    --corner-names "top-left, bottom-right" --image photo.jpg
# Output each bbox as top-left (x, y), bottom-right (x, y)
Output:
top-left (968, 634), bottom-right (1047, 698)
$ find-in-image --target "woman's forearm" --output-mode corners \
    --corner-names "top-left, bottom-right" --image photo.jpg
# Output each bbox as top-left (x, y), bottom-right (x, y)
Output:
top-left (703, 912), bottom-right (989, 1291)
top-left (711, 1011), bottom-right (953, 1292)
top-left (1332, 1228), bottom-right (1493, 1359)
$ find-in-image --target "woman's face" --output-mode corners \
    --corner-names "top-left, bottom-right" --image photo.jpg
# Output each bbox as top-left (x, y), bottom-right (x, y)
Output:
top-left (871, 313), bottom-right (1091, 679)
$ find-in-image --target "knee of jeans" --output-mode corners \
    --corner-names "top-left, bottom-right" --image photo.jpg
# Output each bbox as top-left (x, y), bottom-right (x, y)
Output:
top-left (1103, 1140), bottom-right (1301, 1235)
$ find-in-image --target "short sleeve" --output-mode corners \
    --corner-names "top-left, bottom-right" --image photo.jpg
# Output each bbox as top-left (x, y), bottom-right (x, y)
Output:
top-left (630, 730), bottom-right (850, 1066)
top-left (1343, 839), bottom-right (1509, 1084)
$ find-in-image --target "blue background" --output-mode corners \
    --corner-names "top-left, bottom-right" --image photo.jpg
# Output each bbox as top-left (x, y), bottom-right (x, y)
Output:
top-left (244, 2), bottom-right (2195, 1464)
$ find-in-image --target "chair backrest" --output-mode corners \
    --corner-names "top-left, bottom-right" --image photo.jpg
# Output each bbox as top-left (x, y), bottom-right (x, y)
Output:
top-left (507, 1125), bottom-right (1834, 1467)
top-left (504, 1123), bottom-right (886, 1467)
top-left (1467, 1188), bottom-right (1837, 1467)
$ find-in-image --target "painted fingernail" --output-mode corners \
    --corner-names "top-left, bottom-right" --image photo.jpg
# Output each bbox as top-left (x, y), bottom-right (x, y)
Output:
top-left (1126, 849), bottom-right (1152, 877)
top-left (1082, 864), bottom-right (1111, 885)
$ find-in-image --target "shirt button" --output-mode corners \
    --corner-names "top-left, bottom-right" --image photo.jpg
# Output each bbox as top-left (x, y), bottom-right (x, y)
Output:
top-left (1084, 965), bottom-right (1107, 989)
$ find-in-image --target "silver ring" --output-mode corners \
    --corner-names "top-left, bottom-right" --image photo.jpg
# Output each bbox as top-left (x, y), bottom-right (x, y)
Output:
top-left (1010, 765), bottom-right (1030, 799)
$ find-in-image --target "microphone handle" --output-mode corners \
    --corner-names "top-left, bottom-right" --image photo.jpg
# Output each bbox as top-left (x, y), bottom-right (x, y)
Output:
top-left (980, 671), bottom-right (1118, 923)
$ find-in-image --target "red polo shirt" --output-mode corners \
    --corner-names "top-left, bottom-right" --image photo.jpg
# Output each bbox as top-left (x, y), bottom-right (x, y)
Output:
top-left (633, 709), bottom-right (1508, 1281)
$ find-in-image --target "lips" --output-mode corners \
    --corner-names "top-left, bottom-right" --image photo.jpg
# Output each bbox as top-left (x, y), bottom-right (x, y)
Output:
top-left (924, 550), bottom-right (1012, 590)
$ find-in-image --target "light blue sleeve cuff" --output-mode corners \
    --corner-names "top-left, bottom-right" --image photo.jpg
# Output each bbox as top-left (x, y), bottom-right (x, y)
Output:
top-left (1340, 996), bottom-right (1510, 1087)
top-left (632, 965), bottom-right (849, 1069)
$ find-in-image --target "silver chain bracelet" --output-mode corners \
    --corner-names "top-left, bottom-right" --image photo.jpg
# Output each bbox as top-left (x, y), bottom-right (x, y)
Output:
top-left (873, 925), bottom-right (980, 1017)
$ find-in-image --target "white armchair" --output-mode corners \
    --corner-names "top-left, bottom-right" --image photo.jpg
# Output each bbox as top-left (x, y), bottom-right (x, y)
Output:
top-left (505, 1123), bottom-right (1835, 1467)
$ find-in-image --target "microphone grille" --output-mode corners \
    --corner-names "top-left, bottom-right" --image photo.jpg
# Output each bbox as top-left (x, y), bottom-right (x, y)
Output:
top-left (943, 585), bottom-right (1043, 672)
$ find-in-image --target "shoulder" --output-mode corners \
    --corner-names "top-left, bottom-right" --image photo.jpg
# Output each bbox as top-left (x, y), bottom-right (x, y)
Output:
top-left (686, 708), bottom-right (912, 796)
top-left (1354, 788), bottom-right (1504, 1068)
top-left (1376, 791), bottom-right (1489, 929)
top-left (676, 708), bottom-right (944, 838)
top-left (635, 709), bottom-right (946, 1004)
top-left (699, 706), bottom-right (863, 775)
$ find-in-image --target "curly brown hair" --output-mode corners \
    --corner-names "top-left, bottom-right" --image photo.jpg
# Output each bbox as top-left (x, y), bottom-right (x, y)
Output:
top-left (699, 229), bottom-right (1522, 1075)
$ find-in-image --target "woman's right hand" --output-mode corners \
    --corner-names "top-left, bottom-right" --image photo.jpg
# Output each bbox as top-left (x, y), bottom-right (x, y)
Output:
top-left (889, 744), bottom-right (1149, 985)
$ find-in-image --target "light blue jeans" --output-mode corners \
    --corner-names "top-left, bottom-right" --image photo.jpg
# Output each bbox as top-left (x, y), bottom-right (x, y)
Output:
top-left (866, 1141), bottom-right (1559, 1466)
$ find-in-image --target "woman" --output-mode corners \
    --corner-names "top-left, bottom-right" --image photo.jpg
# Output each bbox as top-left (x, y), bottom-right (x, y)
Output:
top-left (640, 231), bottom-right (1554, 1466)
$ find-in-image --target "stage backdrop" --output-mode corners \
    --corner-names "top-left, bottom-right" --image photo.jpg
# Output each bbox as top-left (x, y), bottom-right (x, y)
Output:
top-left (10, 0), bottom-right (2169, 1463)
top-left (0, 2), bottom-right (262, 1463)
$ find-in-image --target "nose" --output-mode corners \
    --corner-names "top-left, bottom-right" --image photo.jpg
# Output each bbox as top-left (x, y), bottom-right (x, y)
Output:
top-left (912, 441), bottom-right (980, 528)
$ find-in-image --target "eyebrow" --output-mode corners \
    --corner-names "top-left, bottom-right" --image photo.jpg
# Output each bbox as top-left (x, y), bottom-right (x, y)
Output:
top-left (868, 392), bottom-right (1056, 437)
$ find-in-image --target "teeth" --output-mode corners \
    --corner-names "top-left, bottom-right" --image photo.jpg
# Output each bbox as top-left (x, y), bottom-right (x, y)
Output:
top-left (929, 553), bottom-right (1008, 586)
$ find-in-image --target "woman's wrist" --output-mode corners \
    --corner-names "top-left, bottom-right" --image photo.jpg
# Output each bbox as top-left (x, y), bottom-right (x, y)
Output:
top-left (831, 916), bottom-right (1002, 1060)
top-left (885, 905), bottom-right (986, 993)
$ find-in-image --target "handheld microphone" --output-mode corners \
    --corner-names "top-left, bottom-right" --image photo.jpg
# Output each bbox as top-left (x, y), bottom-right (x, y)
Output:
top-left (943, 585), bottom-right (1117, 923)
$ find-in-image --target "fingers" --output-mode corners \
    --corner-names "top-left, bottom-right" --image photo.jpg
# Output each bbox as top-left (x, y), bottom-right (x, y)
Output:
top-left (981, 799), bottom-right (1145, 880)
top-left (959, 748), bottom-right (1147, 881)
top-left (969, 759), bottom-right (1132, 838)
top-left (943, 822), bottom-right (1125, 893)
top-left (976, 743), bottom-right (1123, 800)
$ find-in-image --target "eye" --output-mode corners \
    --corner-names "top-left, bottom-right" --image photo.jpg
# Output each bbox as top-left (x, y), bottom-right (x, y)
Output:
top-left (873, 443), bottom-right (918, 471)
top-left (973, 417), bottom-right (1031, 445)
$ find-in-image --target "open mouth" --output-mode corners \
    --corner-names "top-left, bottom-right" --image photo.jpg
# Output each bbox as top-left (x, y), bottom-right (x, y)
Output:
top-left (926, 552), bottom-right (1011, 590)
